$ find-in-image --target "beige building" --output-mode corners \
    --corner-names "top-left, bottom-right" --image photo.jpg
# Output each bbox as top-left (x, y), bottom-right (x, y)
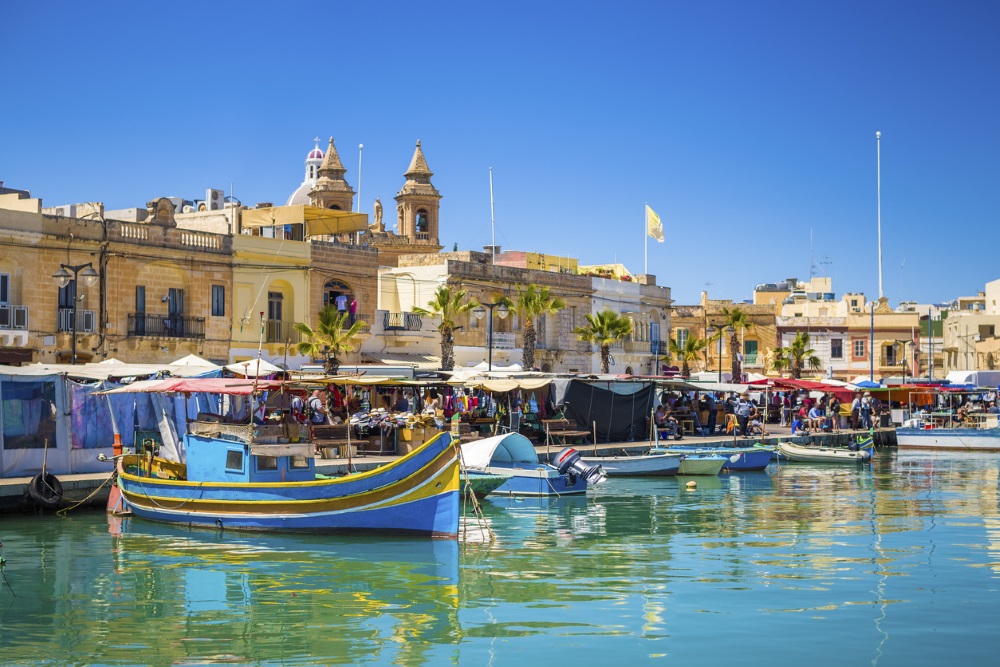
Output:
top-left (0, 192), bottom-right (232, 365)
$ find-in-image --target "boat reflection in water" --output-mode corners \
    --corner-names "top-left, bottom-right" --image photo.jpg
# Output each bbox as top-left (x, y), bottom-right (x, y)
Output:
top-left (107, 515), bottom-right (460, 666)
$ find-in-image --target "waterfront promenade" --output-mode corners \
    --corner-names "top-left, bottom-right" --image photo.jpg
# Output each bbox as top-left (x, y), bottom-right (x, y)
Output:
top-left (0, 425), bottom-right (893, 513)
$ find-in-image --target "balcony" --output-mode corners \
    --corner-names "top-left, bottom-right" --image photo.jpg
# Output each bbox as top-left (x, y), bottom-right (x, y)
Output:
top-left (127, 313), bottom-right (206, 339)
top-left (383, 312), bottom-right (423, 331)
top-left (57, 307), bottom-right (96, 333)
top-left (490, 332), bottom-right (516, 350)
top-left (265, 321), bottom-right (302, 345)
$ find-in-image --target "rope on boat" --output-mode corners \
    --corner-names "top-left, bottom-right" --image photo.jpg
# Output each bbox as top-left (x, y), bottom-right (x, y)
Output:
top-left (456, 439), bottom-right (495, 544)
top-left (55, 470), bottom-right (118, 516)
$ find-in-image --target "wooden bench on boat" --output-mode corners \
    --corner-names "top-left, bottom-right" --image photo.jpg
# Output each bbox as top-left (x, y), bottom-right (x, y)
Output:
top-left (541, 418), bottom-right (591, 445)
top-left (311, 424), bottom-right (359, 458)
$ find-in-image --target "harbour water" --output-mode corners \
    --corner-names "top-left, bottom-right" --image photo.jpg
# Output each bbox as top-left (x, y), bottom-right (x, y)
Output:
top-left (1, 451), bottom-right (999, 666)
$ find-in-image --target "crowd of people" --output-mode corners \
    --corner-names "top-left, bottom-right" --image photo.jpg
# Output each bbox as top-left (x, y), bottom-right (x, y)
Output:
top-left (651, 388), bottom-right (896, 440)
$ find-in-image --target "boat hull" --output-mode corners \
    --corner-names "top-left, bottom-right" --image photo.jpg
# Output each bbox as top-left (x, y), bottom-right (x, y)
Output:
top-left (463, 472), bottom-right (513, 499)
top-left (665, 446), bottom-right (772, 471)
top-left (480, 462), bottom-right (588, 496)
top-left (896, 426), bottom-right (1000, 451)
top-left (578, 453), bottom-right (681, 477)
top-left (117, 434), bottom-right (460, 537)
top-left (677, 456), bottom-right (726, 475)
top-left (776, 441), bottom-right (871, 463)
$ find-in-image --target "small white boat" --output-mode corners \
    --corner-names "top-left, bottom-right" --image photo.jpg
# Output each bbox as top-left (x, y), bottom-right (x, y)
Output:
top-left (776, 441), bottom-right (871, 463)
top-left (578, 452), bottom-right (682, 477)
top-left (650, 448), bottom-right (725, 475)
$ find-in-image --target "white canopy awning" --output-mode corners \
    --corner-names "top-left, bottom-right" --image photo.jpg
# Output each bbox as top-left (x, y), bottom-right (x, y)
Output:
top-left (460, 433), bottom-right (540, 470)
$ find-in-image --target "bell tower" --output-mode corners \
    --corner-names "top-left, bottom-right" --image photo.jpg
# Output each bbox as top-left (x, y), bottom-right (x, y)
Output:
top-left (308, 137), bottom-right (355, 211)
top-left (394, 140), bottom-right (441, 244)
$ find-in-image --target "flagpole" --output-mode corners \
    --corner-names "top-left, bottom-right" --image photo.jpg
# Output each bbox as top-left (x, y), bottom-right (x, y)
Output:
top-left (644, 202), bottom-right (648, 275)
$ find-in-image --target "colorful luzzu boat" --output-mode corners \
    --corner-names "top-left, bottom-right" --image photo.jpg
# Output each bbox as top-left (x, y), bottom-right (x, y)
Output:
top-left (107, 378), bottom-right (460, 538)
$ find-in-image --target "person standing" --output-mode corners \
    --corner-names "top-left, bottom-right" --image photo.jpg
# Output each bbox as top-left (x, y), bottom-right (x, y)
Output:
top-left (349, 298), bottom-right (358, 326)
top-left (851, 392), bottom-right (862, 430)
top-left (705, 391), bottom-right (718, 436)
top-left (735, 393), bottom-right (755, 438)
top-left (308, 389), bottom-right (329, 425)
top-left (335, 293), bottom-right (348, 317)
top-left (860, 392), bottom-right (873, 430)
top-left (829, 395), bottom-right (842, 432)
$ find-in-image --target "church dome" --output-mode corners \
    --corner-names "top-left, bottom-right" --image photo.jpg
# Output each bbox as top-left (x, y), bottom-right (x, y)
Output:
top-left (307, 147), bottom-right (324, 160)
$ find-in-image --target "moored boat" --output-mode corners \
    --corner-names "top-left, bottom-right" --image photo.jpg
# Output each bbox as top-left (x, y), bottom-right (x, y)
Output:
top-left (461, 433), bottom-right (606, 496)
top-left (776, 441), bottom-right (871, 463)
top-left (650, 448), bottom-right (726, 475)
top-left (665, 445), bottom-right (772, 471)
top-left (578, 452), bottom-right (682, 477)
top-left (108, 378), bottom-right (461, 537)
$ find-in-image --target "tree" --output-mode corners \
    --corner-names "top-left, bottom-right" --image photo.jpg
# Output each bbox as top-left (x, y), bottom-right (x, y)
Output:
top-left (669, 335), bottom-right (708, 378)
top-left (771, 331), bottom-right (823, 379)
top-left (513, 284), bottom-right (566, 369)
top-left (717, 306), bottom-right (754, 382)
top-left (293, 307), bottom-right (367, 373)
top-left (412, 285), bottom-right (479, 371)
top-left (573, 309), bottom-right (633, 374)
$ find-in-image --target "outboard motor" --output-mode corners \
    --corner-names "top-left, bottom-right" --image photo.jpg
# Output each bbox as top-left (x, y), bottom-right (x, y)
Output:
top-left (554, 447), bottom-right (607, 486)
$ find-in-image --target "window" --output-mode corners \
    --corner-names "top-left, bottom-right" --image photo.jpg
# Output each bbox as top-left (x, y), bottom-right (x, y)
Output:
top-left (290, 455), bottom-right (310, 469)
top-left (675, 328), bottom-right (689, 348)
top-left (268, 291), bottom-right (283, 322)
top-left (831, 338), bottom-right (843, 359)
top-left (0, 273), bottom-right (8, 305)
top-left (225, 449), bottom-right (244, 472)
top-left (135, 285), bottom-right (146, 313)
top-left (256, 455), bottom-right (278, 471)
top-left (415, 209), bottom-right (429, 233)
top-left (853, 339), bottom-right (866, 359)
top-left (885, 345), bottom-right (898, 366)
top-left (744, 340), bottom-right (758, 364)
top-left (211, 285), bottom-right (225, 316)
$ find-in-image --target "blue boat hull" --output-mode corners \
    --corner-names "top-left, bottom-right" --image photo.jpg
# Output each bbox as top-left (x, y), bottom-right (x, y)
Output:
top-left (117, 434), bottom-right (460, 537)
top-left (480, 462), bottom-right (587, 497)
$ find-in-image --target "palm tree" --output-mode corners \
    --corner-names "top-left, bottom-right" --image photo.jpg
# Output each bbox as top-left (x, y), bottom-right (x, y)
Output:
top-left (293, 307), bottom-right (367, 373)
top-left (412, 285), bottom-right (479, 371)
top-left (513, 284), bottom-right (566, 369)
top-left (574, 309), bottom-right (633, 374)
top-left (717, 306), bottom-right (754, 382)
top-left (669, 335), bottom-right (708, 378)
top-left (771, 331), bottom-right (822, 379)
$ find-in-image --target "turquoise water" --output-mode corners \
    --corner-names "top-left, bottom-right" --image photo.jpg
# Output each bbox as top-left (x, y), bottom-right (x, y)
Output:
top-left (1, 450), bottom-right (999, 666)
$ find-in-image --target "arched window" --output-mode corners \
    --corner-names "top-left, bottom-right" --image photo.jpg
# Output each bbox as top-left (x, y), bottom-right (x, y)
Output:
top-left (415, 209), bottom-right (429, 233)
top-left (329, 204), bottom-right (342, 210)
top-left (323, 279), bottom-right (352, 312)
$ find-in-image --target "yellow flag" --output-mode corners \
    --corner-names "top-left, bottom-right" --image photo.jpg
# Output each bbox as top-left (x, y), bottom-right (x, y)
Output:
top-left (646, 205), bottom-right (664, 242)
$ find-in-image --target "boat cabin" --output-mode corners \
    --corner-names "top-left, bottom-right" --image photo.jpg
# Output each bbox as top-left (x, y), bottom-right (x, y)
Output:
top-left (184, 422), bottom-right (316, 484)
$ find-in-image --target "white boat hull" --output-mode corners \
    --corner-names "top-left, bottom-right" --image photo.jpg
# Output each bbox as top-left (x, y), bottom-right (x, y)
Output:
top-left (579, 453), bottom-right (681, 477)
top-left (777, 441), bottom-right (871, 463)
top-left (896, 426), bottom-right (1000, 451)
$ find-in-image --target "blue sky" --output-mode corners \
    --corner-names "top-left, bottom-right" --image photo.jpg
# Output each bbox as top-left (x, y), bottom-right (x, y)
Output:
top-left (3, 1), bottom-right (998, 305)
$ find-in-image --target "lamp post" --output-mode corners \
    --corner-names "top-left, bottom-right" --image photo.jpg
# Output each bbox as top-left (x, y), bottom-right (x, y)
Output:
top-left (472, 301), bottom-right (509, 371)
top-left (52, 263), bottom-right (99, 364)
top-left (705, 323), bottom-right (735, 382)
top-left (894, 339), bottom-right (912, 385)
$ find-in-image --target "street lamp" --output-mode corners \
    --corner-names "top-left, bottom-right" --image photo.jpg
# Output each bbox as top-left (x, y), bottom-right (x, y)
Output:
top-left (893, 339), bottom-right (912, 384)
top-left (472, 301), bottom-right (509, 372)
top-left (705, 323), bottom-right (735, 382)
top-left (52, 263), bottom-right (99, 364)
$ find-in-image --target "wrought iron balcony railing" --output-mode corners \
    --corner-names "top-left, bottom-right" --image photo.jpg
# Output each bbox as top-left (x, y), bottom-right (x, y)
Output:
top-left (127, 313), bottom-right (206, 339)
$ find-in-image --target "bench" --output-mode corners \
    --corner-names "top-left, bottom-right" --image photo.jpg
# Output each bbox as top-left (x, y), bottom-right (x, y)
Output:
top-left (541, 418), bottom-right (591, 445)
top-left (311, 424), bottom-right (359, 458)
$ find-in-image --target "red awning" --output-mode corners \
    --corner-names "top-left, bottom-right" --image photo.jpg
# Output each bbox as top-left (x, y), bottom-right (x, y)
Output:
top-left (102, 378), bottom-right (288, 395)
top-left (753, 378), bottom-right (854, 403)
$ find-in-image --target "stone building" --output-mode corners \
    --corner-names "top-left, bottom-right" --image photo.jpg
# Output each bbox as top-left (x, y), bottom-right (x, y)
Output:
top-left (0, 191), bottom-right (232, 365)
